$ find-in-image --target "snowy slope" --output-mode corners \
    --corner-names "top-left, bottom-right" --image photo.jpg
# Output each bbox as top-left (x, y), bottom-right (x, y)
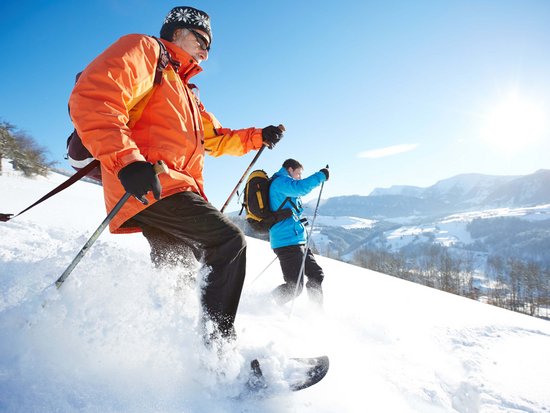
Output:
top-left (381, 204), bottom-right (550, 251)
top-left (1, 161), bottom-right (550, 413)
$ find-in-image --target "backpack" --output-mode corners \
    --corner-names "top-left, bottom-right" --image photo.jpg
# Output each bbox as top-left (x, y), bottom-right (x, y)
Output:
top-left (0, 37), bottom-right (180, 223)
top-left (66, 36), bottom-right (179, 182)
top-left (240, 169), bottom-right (294, 233)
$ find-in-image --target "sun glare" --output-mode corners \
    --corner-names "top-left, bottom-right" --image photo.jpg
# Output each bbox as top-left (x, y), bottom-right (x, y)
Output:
top-left (480, 93), bottom-right (547, 153)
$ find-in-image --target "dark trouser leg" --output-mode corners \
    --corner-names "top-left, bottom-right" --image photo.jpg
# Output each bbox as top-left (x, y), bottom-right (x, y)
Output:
top-left (272, 245), bottom-right (324, 306)
top-left (272, 245), bottom-right (304, 305)
top-left (304, 248), bottom-right (324, 307)
top-left (130, 192), bottom-right (247, 338)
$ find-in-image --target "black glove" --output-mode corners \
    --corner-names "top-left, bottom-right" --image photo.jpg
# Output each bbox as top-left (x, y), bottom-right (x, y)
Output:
top-left (262, 125), bottom-right (284, 149)
top-left (320, 168), bottom-right (329, 181)
top-left (118, 161), bottom-right (162, 205)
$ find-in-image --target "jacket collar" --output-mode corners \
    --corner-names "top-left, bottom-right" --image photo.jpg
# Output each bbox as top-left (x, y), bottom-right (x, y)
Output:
top-left (274, 167), bottom-right (291, 178)
top-left (160, 38), bottom-right (203, 83)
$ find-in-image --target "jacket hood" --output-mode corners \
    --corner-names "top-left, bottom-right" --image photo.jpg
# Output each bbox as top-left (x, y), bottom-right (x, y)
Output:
top-left (273, 167), bottom-right (290, 179)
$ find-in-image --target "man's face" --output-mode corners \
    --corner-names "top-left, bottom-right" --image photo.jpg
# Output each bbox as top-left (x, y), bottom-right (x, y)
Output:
top-left (173, 28), bottom-right (210, 63)
top-left (289, 167), bottom-right (303, 180)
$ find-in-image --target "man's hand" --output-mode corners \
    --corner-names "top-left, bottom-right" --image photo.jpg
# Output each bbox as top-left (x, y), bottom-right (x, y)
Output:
top-left (319, 167), bottom-right (329, 181)
top-left (262, 125), bottom-right (284, 149)
top-left (118, 161), bottom-right (162, 205)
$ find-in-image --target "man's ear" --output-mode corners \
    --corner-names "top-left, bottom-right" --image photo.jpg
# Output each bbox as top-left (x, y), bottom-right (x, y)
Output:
top-left (172, 28), bottom-right (184, 42)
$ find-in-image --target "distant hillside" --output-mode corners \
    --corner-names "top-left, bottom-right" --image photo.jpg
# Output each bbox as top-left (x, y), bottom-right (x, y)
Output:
top-left (314, 194), bottom-right (450, 219)
top-left (313, 169), bottom-right (550, 219)
top-left (482, 169), bottom-right (550, 207)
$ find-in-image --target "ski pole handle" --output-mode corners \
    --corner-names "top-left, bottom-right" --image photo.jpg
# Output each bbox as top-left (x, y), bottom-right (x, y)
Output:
top-left (54, 160), bottom-right (168, 289)
top-left (220, 124), bottom-right (285, 213)
top-left (152, 160), bottom-right (169, 175)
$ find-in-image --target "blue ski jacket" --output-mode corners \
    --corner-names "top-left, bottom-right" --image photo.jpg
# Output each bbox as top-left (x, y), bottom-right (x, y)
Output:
top-left (268, 167), bottom-right (326, 249)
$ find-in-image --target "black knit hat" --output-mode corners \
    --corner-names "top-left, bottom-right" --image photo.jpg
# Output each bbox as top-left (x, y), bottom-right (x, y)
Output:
top-left (160, 6), bottom-right (212, 44)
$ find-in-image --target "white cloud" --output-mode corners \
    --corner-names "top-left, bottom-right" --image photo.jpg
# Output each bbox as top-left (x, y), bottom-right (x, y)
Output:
top-left (358, 143), bottom-right (419, 159)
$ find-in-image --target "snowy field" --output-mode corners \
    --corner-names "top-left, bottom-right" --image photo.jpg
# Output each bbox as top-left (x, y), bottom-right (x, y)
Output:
top-left (314, 215), bottom-right (376, 229)
top-left (1, 161), bottom-right (550, 413)
top-left (384, 204), bottom-right (550, 250)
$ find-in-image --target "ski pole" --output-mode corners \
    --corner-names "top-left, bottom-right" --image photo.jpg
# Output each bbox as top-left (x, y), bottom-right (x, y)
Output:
top-left (250, 255), bottom-right (278, 285)
top-left (54, 160), bottom-right (168, 289)
top-left (289, 165), bottom-right (328, 316)
top-left (220, 124), bottom-right (285, 213)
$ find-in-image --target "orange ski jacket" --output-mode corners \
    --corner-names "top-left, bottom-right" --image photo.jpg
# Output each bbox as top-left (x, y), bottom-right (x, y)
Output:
top-left (69, 34), bottom-right (264, 233)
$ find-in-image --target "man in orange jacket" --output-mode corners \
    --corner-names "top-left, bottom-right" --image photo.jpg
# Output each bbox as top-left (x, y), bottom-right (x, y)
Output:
top-left (69, 6), bottom-right (283, 345)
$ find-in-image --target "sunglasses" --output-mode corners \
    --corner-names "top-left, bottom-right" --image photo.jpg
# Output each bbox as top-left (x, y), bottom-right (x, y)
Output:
top-left (189, 29), bottom-right (210, 51)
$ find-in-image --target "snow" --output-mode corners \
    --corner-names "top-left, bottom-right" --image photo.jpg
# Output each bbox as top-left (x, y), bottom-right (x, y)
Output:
top-left (1, 160), bottom-right (550, 412)
top-left (382, 204), bottom-right (550, 252)
top-left (441, 204), bottom-right (550, 224)
top-left (314, 215), bottom-right (376, 229)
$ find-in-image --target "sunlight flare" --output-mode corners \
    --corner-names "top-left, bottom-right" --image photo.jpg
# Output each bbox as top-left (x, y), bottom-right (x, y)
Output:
top-left (479, 93), bottom-right (547, 153)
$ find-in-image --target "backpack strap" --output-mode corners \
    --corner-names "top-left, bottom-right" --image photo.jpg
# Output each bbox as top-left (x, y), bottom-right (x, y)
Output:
top-left (269, 175), bottom-right (302, 227)
top-left (271, 174), bottom-right (301, 216)
top-left (9, 37), bottom-right (178, 222)
top-left (275, 197), bottom-right (300, 214)
top-left (151, 36), bottom-right (180, 84)
top-left (0, 160), bottom-right (100, 222)
top-left (270, 197), bottom-right (303, 227)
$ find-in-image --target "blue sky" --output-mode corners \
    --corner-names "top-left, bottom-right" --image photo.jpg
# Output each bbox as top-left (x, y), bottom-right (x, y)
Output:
top-left (1, 1), bottom-right (549, 211)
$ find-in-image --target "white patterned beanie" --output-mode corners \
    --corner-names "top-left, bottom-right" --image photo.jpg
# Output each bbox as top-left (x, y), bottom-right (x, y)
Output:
top-left (160, 6), bottom-right (212, 44)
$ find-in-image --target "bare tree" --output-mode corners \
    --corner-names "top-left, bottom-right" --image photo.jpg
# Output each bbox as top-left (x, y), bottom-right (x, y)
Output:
top-left (0, 121), bottom-right (55, 176)
top-left (489, 274), bottom-right (508, 309)
top-left (524, 261), bottom-right (542, 316)
top-left (0, 121), bottom-right (17, 174)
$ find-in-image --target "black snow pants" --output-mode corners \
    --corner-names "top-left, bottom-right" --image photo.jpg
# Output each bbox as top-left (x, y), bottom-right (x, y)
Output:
top-left (272, 245), bottom-right (324, 306)
top-left (127, 191), bottom-right (246, 339)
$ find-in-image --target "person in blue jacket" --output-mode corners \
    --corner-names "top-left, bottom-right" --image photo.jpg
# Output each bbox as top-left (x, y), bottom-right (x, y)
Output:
top-left (269, 159), bottom-right (329, 307)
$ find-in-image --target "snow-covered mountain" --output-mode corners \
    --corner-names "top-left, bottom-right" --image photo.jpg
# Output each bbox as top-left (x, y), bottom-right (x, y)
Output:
top-left (482, 169), bottom-right (550, 207)
top-left (322, 169), bottom-right (550, 219)
top-left (312, 194), bottom-right (449, 219)
top-left (2, 161), bottom-right (550, 412)
top-left (302, 170), bottom-right (550, 266)
top-left (310, 202), bottom-right (550, 262)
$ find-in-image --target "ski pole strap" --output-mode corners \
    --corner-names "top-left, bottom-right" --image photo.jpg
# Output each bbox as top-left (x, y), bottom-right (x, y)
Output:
top-left (1, 160), bottom-right (100, 222)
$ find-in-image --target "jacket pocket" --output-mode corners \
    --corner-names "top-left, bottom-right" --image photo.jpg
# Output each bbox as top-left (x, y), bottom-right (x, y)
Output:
top-left (293, 220), bottom-right (304, 237)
